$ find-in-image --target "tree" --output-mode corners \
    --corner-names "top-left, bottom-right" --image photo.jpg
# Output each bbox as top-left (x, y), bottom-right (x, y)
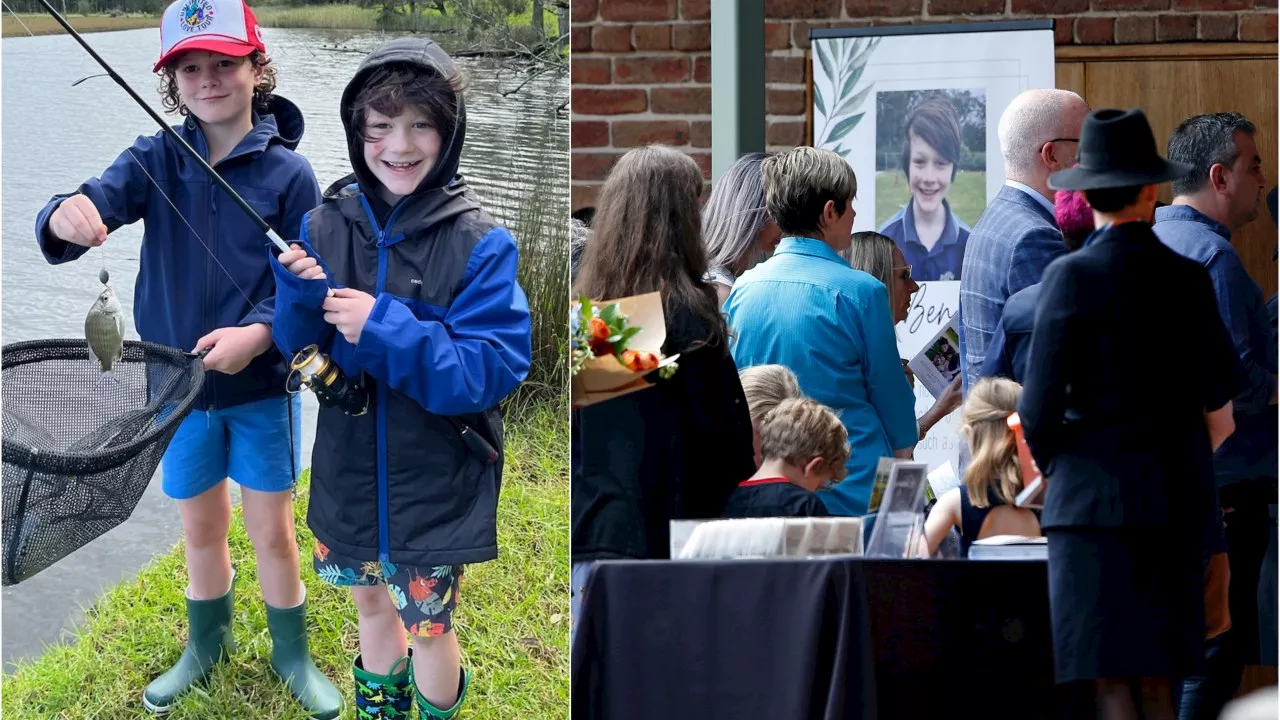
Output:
top-left (531, 0), bottom-right (542, 36)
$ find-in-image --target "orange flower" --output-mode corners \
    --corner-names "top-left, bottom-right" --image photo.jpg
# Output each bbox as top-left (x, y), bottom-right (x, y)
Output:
top-left (621, 349), bottom-right (639, 370)
top-left (313, 541), bottom-right (329, 562)
top-left (408, 623), bottom-right (419, 636)
top-left (426, 622), bottom-right (445, 637)
top-left (589, 317), bottom-right (610, 340)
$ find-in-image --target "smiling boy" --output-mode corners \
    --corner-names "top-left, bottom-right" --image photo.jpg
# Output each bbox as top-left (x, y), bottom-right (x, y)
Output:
top-left (878, 95), bottom-right (972, 282)
top-left (270, 37), bottom-right (531, 720)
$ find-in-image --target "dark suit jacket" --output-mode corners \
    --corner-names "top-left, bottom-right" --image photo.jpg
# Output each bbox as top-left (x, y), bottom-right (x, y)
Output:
top-left (1018, 221), bottom-right (1243, 530)
top-left (978, 282), bottom-right (1042, 384)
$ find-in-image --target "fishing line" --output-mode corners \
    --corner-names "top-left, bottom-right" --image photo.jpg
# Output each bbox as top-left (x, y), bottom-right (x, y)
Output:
top-left (124, 148), bottom-right (260, 312)
top-left (0, 1), bottom-right (33, 36)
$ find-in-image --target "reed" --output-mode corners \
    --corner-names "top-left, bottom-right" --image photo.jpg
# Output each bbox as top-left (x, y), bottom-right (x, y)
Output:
top-left (506, 133), bottom-right (570, 417)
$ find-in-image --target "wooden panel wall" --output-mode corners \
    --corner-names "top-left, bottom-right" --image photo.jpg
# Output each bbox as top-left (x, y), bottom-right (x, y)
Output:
top-left (1056, 44), bottom-right (1278, 298)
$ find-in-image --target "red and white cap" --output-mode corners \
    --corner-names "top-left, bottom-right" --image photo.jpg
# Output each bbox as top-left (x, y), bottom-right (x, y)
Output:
top-left (154, 0), bottom-right (266, 73)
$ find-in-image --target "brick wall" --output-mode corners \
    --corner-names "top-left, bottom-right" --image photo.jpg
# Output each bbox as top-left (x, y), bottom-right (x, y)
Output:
top-left (570, 0), bottom-right (1278, 212)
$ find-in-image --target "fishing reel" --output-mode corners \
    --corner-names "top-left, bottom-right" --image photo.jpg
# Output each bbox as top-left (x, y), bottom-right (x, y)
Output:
top-left (286, 345), bottom-right (369, 417)
top-left (284, 345), bottom-right (499, 466)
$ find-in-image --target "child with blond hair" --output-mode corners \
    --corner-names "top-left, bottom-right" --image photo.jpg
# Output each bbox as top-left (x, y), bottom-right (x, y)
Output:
top-left (722, 397), bottom-right (848, 518)
top-left (738, 364), bottom-right (803, 467)
top-left (922, 377), bottom-right (1041, 556)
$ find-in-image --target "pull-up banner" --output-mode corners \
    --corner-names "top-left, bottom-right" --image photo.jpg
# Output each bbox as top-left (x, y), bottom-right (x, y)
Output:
top-left (810, 20), bottom-right (1057, 475)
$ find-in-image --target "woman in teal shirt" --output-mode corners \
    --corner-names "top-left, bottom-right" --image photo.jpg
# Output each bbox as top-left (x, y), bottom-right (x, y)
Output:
top-left (726, 148), bottom-right (918, 515)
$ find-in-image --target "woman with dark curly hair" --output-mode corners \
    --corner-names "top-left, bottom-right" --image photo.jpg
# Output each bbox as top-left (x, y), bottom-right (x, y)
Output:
top-left (32, 0), bottom-right (334, 715)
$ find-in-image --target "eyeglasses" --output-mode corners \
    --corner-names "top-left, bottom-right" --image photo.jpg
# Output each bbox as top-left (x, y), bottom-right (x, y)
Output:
top-left (1040, 137), bottom-right (1079, 151)
top-left (893, 264), bottom-right (913, 280)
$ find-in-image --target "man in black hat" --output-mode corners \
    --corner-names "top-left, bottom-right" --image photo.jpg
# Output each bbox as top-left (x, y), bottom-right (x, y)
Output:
top-left (1016, 107), bottom-right (1245, 719)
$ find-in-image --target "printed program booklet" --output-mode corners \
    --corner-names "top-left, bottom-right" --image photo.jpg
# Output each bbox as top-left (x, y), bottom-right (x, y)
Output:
top-left (907, 314), bottom-right (962, 399)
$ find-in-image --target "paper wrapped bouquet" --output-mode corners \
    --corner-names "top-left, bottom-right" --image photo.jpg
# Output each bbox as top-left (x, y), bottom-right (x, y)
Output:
top-left (570, 291), bottom-right (679, 408)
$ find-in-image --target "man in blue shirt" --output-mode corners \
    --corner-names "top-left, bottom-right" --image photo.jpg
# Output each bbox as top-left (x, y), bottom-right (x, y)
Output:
top-left (958, 89), bottom-right (1090, 393)
top-left (1154, 113), bottom-right (1276, 484)
top-left (725, 147), bottom-right (917, 516)
top-left (1153, 111), bottom-right (1276, 719)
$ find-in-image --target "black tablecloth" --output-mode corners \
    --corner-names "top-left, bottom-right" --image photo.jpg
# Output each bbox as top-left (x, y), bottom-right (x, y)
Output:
top-left (572, 557), bottom-right (1073, 719)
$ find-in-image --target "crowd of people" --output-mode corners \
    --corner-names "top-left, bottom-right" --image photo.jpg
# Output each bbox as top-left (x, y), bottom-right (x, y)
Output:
top-left (570, 88), bottom-right (1278, 720)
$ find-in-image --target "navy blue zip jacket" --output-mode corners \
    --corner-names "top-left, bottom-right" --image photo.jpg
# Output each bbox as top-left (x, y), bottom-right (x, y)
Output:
top-left (271, 38), bottom-right (532, 567)
top-left (35, 96), bottom-right (321, 411)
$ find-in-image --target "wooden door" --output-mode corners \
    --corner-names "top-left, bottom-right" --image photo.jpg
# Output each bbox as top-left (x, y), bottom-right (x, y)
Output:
top-left (1057, 44), bottom-right (1278, 298)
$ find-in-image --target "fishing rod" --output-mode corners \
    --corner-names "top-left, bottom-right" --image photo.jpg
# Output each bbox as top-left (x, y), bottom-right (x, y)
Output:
top-left (31, 0), bottom-right (291, 255)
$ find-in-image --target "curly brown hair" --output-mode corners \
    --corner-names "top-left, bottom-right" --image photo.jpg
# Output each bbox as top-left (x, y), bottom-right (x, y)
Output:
top-left (157, 51), bottom-right (276, 117)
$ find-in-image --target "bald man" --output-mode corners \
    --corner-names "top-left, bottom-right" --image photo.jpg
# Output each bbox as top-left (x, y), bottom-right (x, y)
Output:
top-left (958, 89), bottom-right (1090, 394)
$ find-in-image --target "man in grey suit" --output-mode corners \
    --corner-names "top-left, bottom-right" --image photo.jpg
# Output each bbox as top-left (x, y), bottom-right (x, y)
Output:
top-left (958, 88), bottom-right (1090, 394)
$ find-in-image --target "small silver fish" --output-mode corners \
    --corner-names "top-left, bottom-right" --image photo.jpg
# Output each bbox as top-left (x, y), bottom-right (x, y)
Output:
top-left (85, 280), bottom-right (125, 375)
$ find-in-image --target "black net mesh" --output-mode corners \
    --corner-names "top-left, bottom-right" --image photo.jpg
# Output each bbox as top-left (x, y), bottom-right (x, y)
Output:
top-left (1, 339), bottom-right (205, 586)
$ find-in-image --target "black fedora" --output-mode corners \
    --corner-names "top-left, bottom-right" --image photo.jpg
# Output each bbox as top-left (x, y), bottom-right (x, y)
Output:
top-left (1048, 108), bottom-right (1192, 192)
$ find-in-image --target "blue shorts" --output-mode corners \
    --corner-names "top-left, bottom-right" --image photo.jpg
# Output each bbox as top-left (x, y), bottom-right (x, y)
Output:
top-left (160, 394), bottom-right (302, 500)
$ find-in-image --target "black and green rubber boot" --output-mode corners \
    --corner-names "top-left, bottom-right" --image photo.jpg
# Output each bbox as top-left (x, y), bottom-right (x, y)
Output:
top-left (354, 654), bottom-right (414, 720)
top-left (414, 668), bottom-right (471, 720)
top-left (266, 593), bottom-right (343, 720)
top-left (142, 572), bottom-right (236, 714)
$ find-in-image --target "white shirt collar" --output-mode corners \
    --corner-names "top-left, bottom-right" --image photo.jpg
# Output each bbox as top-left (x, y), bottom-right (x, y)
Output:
top-left (1004, 179), bottom-right (1055, 216)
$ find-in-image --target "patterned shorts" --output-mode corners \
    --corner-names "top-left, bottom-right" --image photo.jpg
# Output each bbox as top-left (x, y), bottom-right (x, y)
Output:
top-left (312, 540), bottom-right (464, 637)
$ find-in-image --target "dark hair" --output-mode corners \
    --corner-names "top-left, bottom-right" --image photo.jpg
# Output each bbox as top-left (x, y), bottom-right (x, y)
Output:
top-left (573, 145), bottom-right (728, 352)
top-left (349, 62), bottom-right (466, 144)
top-left (1084, 185), bottom-right (1144, 213)
top-left (1168, 112), bottom-right (1257, 197)
top-left (158, 50), bottom-right (275, 117)
top-left (900, 95), bottom-right (962, 182)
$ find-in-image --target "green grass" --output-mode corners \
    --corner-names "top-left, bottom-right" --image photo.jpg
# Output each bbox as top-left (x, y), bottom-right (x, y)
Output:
top-left (874, 169), bottom-right (987, 230)
top-left (253, 4), bottom-right (394, 30)
top-left (0, 405), bottom-right (568, 720)
top-left (252, 3), bottom-right (558, 35)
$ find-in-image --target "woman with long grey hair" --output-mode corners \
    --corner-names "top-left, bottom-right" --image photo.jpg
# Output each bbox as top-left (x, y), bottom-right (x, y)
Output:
top-left (702, 152), bottom-right (783, 305)
top-left (845, 231), bottom-right (962, 440)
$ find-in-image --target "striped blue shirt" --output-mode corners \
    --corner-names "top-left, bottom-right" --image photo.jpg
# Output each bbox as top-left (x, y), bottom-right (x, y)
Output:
top-left (724, 237), bottom-right (919, 515)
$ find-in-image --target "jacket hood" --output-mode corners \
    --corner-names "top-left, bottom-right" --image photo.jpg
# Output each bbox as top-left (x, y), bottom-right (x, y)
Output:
top-left (181, 93), bottom-right (307, 155)
top-left (340, 37), bottom-right (467, 201)
top-left (321, 171), bottom-right (480, 237)
top-left (261, 94), bottom-right (306, 151)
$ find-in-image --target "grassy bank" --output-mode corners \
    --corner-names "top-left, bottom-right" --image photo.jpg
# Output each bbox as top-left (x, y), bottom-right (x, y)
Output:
top-left (0, 405), bottom-right (568, 720)
top-left (251, 4), bottom-right (558, 36)
top-left (1, 13), bottom-right (155, 37)
top-left (2, 4), bottom-right (559, 37)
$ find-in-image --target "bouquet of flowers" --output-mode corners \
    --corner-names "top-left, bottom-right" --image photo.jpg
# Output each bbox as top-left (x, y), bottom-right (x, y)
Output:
top-left (570, 291), bottom-right (679, 407)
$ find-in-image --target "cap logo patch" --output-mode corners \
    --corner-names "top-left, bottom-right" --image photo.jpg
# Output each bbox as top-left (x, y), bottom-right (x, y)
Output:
top-left (180, 0), bottom-right (215, 33)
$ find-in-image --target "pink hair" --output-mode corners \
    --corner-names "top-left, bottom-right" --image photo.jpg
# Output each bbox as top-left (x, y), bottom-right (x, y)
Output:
top-left (1054, 189), bottom-right (1095, 249)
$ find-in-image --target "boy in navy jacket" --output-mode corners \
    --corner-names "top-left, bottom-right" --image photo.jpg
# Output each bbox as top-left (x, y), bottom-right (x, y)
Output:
top-left (272, 37), bottom-right (531, 719)
top-left (35, 0), bottom-right (338, 715)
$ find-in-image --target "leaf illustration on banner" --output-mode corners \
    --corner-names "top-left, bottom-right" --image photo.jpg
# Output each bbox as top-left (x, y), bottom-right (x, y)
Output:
top-left (814, 36), bottom-right (881, 152)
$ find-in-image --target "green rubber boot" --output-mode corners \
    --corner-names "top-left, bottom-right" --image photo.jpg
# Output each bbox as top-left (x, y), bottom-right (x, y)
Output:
top-left (354, 654), bottom-right (414, 720)
top-left (142, 572), bottom-right (236, 714)
top-left (414, 668), bottom-right (471, 720)
top-left (266, 592), bottom-right (343, 720)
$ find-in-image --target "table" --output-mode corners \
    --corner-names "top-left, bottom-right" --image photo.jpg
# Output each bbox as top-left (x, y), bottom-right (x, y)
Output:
top-left (572, 556), bottom-right (1085, 719)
